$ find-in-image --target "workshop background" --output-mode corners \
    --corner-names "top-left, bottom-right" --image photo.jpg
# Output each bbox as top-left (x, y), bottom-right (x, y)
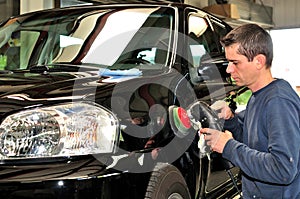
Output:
top-left (0, 0), bottom-right (299, 94)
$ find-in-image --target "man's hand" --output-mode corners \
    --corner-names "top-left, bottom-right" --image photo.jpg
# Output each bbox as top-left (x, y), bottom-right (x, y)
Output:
top-left (199, 128), bottom-right (233, 153)
top-left (210, 100), bottom-right (234, 120)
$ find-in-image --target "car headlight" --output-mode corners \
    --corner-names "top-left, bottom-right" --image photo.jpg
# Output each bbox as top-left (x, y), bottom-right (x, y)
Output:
top-left (0, 102), bottom-right (119, 159)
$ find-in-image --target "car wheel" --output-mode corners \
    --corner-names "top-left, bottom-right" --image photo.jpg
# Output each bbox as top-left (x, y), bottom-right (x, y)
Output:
top-left (145, 162), bottom-right (191, 199)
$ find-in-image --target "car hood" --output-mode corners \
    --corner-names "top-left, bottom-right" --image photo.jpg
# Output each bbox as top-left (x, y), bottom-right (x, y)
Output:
top-left (0, 69), bottom-right (118, 117)
top-left (0, 66), bottom-right (171, 119)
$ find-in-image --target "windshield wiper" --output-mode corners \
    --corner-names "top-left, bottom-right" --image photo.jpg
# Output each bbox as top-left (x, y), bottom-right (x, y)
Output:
top-left (29, 64), bottom-right (96, 73)
top-left (0, 70), bottom-right (13, 74)
top-left (29, 65), bottom-right (49, 73)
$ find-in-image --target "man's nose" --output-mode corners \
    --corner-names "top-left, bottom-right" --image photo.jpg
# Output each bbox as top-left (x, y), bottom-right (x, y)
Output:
top-left (226, 62), bottom-right (234, 73)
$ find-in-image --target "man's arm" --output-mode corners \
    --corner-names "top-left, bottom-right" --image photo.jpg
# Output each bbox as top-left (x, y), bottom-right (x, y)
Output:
top-left (223, 97), bottom-right (299, 184)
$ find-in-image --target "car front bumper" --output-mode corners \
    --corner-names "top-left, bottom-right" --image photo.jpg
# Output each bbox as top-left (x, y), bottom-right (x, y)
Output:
top-left (0, 156), bottom-right (149, 199)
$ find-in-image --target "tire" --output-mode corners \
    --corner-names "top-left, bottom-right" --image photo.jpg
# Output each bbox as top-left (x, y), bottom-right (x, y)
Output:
top-left (145, 163), bottom-right (191, 199)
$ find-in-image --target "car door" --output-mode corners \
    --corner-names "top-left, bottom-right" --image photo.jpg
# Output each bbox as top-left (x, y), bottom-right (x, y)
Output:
top-left (184, 8), bottom-right (241, 197)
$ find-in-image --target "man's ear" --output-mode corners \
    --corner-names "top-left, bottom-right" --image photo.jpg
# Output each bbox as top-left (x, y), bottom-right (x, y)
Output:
top-left (254, 54), bottom-right (266, 70)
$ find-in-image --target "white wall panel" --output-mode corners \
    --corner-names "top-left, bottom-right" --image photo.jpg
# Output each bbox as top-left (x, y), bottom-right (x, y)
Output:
top-left (20, 0), bottom-right (53, 14)
top-left (260, 0), bottom-right (300, 28)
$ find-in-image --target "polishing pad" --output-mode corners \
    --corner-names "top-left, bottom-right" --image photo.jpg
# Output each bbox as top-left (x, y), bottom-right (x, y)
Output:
top-left (173, 107), bottom-right (191, 132)
top-left (169, 106), bottom-right (193, 138)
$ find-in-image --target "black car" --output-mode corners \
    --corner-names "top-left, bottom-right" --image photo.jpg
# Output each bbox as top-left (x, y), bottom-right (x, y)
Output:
top-left (0, 1), bottom-right (243, 199)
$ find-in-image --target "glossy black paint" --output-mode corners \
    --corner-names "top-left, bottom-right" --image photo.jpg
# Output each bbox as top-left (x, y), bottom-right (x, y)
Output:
top-left (0, 3), bottom-right (241, 199)
top-left (0, 156), bottom-right (149, 199)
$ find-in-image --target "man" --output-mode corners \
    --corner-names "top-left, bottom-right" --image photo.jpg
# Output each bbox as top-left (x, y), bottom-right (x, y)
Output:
top-left (200, 24), bottom-right (300, 198)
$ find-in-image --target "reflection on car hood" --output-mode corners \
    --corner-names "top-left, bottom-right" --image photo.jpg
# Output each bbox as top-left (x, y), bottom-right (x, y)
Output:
top-left (0, 70), bottom-right (118, 116)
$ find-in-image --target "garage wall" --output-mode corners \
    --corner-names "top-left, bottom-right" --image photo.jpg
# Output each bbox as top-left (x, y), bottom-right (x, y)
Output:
top-left (189, 0), bottom-right (300, 28)
top-left (270, 28), bottom-right (300, 93)
top-left (20, 0), bottom-right (53, 14)
top-left (260, 0), bottom-right (300, 28)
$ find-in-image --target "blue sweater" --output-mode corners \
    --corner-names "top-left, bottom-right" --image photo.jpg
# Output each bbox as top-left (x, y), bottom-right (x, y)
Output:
top-left (223, 79), bottom-right (300, 199)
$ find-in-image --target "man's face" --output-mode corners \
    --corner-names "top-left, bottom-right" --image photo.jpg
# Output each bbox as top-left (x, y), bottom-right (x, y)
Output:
top-left (225, 43), bottom-right (257, 89)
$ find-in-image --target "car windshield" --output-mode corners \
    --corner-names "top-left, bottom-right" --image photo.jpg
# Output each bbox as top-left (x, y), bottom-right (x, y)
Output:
top-left (0, 6), bottom-right (175, 71)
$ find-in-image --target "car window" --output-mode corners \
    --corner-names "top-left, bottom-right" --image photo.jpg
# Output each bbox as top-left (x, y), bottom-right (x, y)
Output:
top-left (0, 7), bottom-right (175, 71)
top-left (188, 16), bottom-right (208, 68)
top-left (187, 14), bottom-right (221, 84)
top-left (0, 29), bottom-right (40, 70)
top-left (186, 13), bottom-right (232, 87)
top-left (188, 15), bottom-right (219, 55)
top-left (210, 18), bottom-right (231, 53)
top-left (136, 48), bottom-right (157, 64)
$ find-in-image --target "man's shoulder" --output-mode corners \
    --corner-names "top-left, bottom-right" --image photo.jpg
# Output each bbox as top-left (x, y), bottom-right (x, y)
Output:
top-left (255, 79), bottom-right (299, 107)
top-left (265, 79), bottom-right (300, 107)
top-left (268, 79), bottom-right (297, 97)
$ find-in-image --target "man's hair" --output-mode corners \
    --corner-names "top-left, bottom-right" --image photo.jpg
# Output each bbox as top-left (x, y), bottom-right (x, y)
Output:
top-left (220, 23), bottom-right (273, 68)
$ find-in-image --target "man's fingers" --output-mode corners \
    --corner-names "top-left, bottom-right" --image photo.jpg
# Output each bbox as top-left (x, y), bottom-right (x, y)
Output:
top-left (200, 129), bottom-right (218, 144)
top-left (224, 130), bottom-right (233, 139)
top-left (218, 112), bottom-right (223, 118)
top-left (199, 129), bottom-right (233, 154)
top-left (199, 128), bottom-right (214, 135)
top-left (199, 128), bottom-right (208, 135)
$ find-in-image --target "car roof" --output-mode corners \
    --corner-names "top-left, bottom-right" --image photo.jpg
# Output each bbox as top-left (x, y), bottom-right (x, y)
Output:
top-left (80, 0), bottom-right (184, 5)
top-left (14, 1), bottom-right (203, 17)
